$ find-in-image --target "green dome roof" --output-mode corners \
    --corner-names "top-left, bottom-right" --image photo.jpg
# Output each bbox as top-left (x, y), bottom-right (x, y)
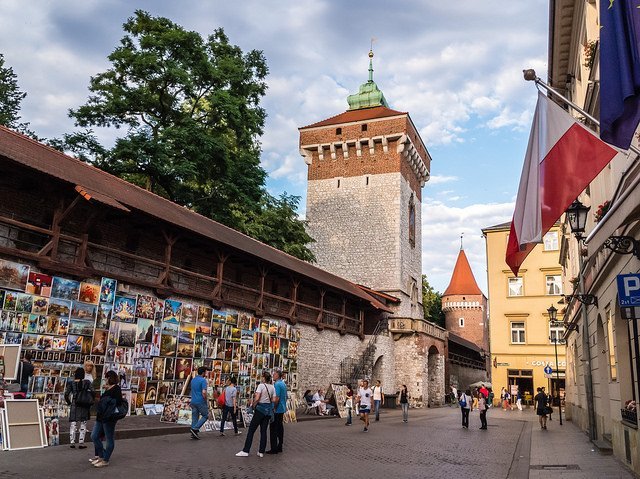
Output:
top-left (347, 51), bottom-right (389, 110)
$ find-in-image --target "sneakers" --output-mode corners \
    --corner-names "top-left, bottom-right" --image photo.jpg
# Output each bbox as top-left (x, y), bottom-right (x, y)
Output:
top-left (235, 451), bottom-right (249, 457)
top-left (190, 428), bottom-right (200, 440)
top-left (70, 444), bottom-right (75, 448)
top-left (89, 457), bottom-right (100, 464)
top-left (363, 427), bottom-right (368, 432)
top-left (93, 460), bottom-right (109, 468)
top-left (235, 431), bottom-right (242, 435)
top-left (219, 432), bottom-right (225, 437)
top-left (257, 452), bottom-right (264, 458)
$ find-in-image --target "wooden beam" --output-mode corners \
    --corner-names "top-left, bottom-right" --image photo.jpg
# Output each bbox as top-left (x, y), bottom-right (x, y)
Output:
top-left (212, 253), bottom-right (228, 299)
top-left (255, 267), bottom-right (267, 314)
top-left (159, 231), bottom-right (177, 286)
top-left (316, 289), bottom-right (325, 330)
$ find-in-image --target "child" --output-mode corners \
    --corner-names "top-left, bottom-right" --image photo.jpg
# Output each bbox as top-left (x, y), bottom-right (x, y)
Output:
top-left (345, 384), bottom-right (353, 426)
top-left (64, 367), bottom-right (93, 448)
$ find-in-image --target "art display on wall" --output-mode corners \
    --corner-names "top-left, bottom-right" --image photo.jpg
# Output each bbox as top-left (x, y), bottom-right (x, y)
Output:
top-left (0, 259), bottom-right (300, 443)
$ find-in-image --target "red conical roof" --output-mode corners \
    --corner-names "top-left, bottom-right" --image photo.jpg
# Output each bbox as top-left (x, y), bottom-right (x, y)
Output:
top-left (443, 249), bottom-right (482, 296)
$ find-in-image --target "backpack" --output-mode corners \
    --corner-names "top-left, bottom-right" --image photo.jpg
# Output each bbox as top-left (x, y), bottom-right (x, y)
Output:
top-left (459, 394), bottom-right (467, 408)
top-left (75, 381), bottom-right (94, 408)
top-left (217, 389), bottom-right (226, 408)
top-left (97, 395), bottom-right (127, 422)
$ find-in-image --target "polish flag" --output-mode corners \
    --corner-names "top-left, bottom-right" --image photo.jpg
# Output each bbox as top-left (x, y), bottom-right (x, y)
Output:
top-left (506, 92), bottom-right (617, 275)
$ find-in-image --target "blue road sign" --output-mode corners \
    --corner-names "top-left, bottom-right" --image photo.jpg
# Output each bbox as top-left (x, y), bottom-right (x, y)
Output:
top-left (617, 274), bottom-right (640, 307)
top-left (544, 365), bottom-right (553, 375)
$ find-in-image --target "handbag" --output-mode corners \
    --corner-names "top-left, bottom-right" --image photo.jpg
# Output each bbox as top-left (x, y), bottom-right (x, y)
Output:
top-left (75, 382), bottom-right (94, 408)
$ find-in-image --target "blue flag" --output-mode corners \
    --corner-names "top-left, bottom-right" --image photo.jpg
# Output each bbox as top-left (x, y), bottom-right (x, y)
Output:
top-left (600, 0), bottom-right (640, 150)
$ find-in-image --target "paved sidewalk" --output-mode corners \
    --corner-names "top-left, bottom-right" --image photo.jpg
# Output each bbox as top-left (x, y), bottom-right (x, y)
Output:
top-left (488, 406), bottom-right (635, 478)
top-left (0, 406), bottom-right (636, 478)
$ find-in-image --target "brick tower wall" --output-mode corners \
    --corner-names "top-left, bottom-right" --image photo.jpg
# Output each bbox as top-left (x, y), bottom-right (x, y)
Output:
top-left (302, 115), bottom-right (426, 321)
top-left (442, 294), bottom-right (488, 350)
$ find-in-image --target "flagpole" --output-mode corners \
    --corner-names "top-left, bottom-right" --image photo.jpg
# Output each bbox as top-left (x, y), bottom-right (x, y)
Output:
top-left (523, 69), bottom-right (640, 158)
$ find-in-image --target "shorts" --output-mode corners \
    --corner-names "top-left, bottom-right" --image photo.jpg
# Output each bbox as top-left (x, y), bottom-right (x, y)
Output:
top-left (359, 406), bottom-right (370, 414)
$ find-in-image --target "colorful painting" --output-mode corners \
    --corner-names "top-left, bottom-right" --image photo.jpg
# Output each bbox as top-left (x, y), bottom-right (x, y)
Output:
top-left (3, 291), bottom-right (17, 310)
top-left (135, 295), bottom-right (157, 320)
top-left (78, 282), bottom-right (101, 304)
top-left (26, 272), bottom-right (53, 296)
top-left (70, 301), bottom-right (97, 321)
top-left (96, 302), bottom-right (112, 329)
top-left (0, 259), bottom-right (29, 291)
top-left (113, 296), bottom-right (136, 322)
top-left (136, 318), bottom-right (154, 342)
top-left (47, 298), bottom-right (71, 318)
top-left (15, 293), bottom-right (33, 313)
top-left (197, 305), bottom-right (212, 323)
top-left (116, 321), bottom-right (137, 348)
top-left (163, 299), bottom-right (181, 322)
top-left (31, 296), bottom-right (49, 314)
top-left (51, 277), bottom-right (80, 301)
top-left (99, 277), bottom-right (117, 304)
top-left (180, 303), bottom-right (197, 323)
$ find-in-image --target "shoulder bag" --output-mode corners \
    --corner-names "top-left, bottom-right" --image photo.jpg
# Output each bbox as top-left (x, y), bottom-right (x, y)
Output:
top-left (75, 381), bottom-right (94, 408)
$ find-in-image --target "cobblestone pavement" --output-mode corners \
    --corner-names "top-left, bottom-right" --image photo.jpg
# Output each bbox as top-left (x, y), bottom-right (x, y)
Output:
top-left (0, 406), bottom-right (635, 479)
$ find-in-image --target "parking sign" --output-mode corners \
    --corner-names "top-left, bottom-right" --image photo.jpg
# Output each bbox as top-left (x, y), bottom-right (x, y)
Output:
top-left (617, 274), bottom-right (640, 307)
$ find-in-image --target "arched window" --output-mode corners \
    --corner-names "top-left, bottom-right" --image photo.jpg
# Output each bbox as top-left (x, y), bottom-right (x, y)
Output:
top-left (459, 318), bottom-right (464, 327)
top-left (409, 195), bottom-right (416, 248)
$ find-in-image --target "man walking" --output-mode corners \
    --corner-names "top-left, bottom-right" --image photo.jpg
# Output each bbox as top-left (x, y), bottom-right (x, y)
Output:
top-left (372, 380), bottom-right (384, 421)
top-left (190, 366), bottom-right (209, 439)
top-left (267, 368), bottom-right (287, 454)
top-left (220, 377), bottom-right (241, 436)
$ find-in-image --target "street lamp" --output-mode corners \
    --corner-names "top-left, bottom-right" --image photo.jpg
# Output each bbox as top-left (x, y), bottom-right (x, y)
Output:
top-left (565, 198), bottom-right (596, 440)
top-left (566, 199), bottom-right (590, 239)
top-left (548, 304), bottom-right (563, 426)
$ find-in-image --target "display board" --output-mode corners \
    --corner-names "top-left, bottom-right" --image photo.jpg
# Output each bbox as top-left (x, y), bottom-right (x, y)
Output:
top-left (0, 258), bottom-right (301, 445)
top-left (0, 344), bottom-right (21, 380)
top-left (1, 399), bottom-right (47, 450)
top-left (326, 383), bottom-right (349, 418)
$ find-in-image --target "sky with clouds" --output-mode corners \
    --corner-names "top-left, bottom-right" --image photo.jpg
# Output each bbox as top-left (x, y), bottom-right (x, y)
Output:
top-left (0, 0), bottom-right (549, 294)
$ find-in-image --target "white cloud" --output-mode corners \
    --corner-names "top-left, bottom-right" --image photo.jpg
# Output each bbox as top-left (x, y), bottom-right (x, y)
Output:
top-left (429, 175), bottom-right (458, 185)
top-left (422, 199), bottom-right (514, 294)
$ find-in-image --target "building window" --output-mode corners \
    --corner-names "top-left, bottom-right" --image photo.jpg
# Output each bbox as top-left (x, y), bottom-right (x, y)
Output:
top-left (511, 322), bottom-right (526, 344)
top-left (337, 179), bottom-right (341, 188)
top-left (607, 309), bottom-right (617, 381)
top-left (545, 275), bottom-right (562, 295)
top-left (336, 127), bottom-right (342, 135)
top-left (549, 322), bottom-right (565, 344)
top-left (459, 318), bottom-right (464, 327)
top-left (365, 176), bottom-right (370, 186)
top-left (543, 231), bottom-right (559, 251)
top-left (409, 277), bottom-right (418, 305)
top-left (508, 277), bottom-right (523, 297)
top-left (408, 195), bottom-right (416, 248)
top-left (361, 124), bottom-right (368, 132)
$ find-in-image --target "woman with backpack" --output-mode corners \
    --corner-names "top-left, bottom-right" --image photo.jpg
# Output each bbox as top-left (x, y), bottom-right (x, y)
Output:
top-left (459, 389), bottom-right (472, 428)
top-left (64, 367), bottom-right (93, 449)
top-left (91, 370), bottom-right (125, 468)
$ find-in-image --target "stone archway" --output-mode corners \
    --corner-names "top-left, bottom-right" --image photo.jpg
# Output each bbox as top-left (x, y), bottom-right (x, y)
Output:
top-left (428, 345), bottom-right (444, 406)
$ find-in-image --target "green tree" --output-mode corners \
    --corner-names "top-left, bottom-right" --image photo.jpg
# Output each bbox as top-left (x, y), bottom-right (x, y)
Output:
top-left (64, 10), bottom-right (314, 261)
top-left (422, 275), bottom-right (445, 328)
top-left (0, 53), bottom-right (36, 137)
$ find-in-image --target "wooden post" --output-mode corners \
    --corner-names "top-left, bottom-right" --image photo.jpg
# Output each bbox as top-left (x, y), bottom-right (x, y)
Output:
top-left (289, 280), bottom-right (299, 323)
top-left (339, 297), bottom-right (346, 333)
top-left (159, 231), bottom-right (177, 286)
top-left (255, 267), bottom-right (267, 313)
top-left (212, 253), bottom-right (227, 300)
top-left (317, 289), bottom-right (325, 330)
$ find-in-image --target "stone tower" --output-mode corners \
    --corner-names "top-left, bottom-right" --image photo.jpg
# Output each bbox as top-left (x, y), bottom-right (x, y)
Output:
top-left (441, 246), bottom-right (488, 352)
top-left (299, 51), bottom-right (431, 322)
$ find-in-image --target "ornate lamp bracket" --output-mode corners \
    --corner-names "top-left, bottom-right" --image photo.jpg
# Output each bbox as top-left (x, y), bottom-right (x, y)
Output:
top-left (563, 293), bottom-right (598, 307)
top-left (603, 235), bottom-right (640, 259)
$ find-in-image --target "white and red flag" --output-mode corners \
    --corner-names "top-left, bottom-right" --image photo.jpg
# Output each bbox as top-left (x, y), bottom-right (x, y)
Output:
top-left (506, 92), bottom-right (618, 275)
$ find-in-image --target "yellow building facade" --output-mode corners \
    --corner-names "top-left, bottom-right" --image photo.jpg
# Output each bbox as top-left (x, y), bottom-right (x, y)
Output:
top-left (483, 223), bottom-right (566, 405)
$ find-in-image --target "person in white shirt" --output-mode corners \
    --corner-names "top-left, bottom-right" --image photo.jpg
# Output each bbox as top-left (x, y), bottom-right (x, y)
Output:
top-left (372, 380), bottom-right (384, 421)
top-left (312, 389), bottom-right (328, 415)
top-left (459, 389), bottom-right (472, 428)
top-left (236, 371), bottom-right (276, 458)
top-left (357, 379), bottom-right (373, 432)
top-left (450, 385), bottom-right (458, 407)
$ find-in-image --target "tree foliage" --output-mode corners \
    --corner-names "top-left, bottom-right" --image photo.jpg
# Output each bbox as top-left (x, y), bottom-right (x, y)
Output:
top-left (64, 10), bottom-right (314, 261)
top-left (0, 53), bottom-right (36, 137)
top-left (422, 275), bottom-right (445, 328)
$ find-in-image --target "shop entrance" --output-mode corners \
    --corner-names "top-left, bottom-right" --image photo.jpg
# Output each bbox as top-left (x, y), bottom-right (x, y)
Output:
top-left (507, 369), bottom-right (534, 406)
top-left (549, 374), bottom-right (565, 406)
